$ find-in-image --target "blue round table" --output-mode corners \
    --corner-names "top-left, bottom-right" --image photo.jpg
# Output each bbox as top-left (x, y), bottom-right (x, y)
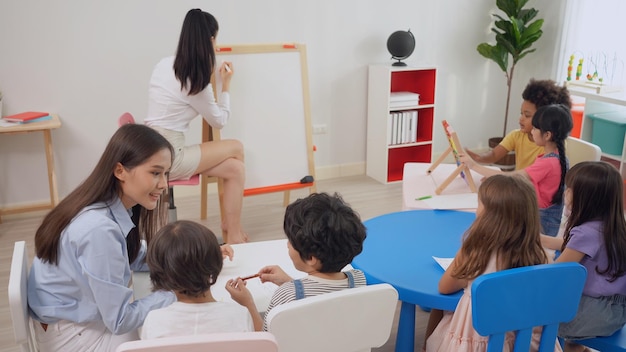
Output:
top-left (352, 210), bottom-right (475, 352)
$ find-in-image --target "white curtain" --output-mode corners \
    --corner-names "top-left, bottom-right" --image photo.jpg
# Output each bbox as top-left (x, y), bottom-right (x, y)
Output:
top-left (557, 0), bottom-right (626, 86)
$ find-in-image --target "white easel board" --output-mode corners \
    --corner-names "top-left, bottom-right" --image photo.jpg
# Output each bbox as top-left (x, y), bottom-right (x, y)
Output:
top-left (215, 43), bottom-right (316, 194)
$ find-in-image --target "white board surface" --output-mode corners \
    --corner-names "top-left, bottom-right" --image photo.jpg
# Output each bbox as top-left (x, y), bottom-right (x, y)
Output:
top-left (216, 45), bottom-right (313, 191)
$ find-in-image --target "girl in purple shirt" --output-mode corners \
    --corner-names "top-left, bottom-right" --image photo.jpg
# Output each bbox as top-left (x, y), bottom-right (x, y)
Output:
top-left (542, 161), bottom-right (626, 352)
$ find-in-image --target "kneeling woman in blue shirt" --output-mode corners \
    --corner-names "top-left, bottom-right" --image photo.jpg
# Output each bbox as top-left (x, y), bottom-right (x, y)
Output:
top-left (28, 124), bottom-right (177, 351)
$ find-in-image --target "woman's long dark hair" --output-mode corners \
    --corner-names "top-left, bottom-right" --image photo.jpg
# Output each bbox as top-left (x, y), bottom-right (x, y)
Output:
top-left (35, 124), bottom-right (174, 265)
top-left (173, 8), bottom-right (219, 95)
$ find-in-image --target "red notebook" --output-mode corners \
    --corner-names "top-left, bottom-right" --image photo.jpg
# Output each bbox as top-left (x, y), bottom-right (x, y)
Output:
top-left (4, 111), bottom-right (49, 122)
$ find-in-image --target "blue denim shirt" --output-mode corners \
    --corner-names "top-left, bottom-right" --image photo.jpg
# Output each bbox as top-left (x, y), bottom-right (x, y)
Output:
top-left (28, 197), bottom-right (175, 334)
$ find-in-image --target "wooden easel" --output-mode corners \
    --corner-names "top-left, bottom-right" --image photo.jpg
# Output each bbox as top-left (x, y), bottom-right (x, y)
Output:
top-left (427, 120), bottom-right (477, 195)
top-left (200, 43), bottom-right (318, 242)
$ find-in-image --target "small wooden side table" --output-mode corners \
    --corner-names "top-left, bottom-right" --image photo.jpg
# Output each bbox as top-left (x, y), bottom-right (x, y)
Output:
top-left (0, 114), bottom-right (62, 223)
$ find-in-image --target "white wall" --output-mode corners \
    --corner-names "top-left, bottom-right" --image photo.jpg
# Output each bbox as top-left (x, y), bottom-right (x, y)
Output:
top-left (0, 0), bottom-right (566, 207)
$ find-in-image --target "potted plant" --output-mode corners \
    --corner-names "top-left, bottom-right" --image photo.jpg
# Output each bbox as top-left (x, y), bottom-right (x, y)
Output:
top-left (477, 0), bottom-right (544, 165)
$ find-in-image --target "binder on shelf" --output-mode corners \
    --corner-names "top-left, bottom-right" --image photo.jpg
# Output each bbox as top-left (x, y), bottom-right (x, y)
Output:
top-left (3, 111), bottom-right (49, 122)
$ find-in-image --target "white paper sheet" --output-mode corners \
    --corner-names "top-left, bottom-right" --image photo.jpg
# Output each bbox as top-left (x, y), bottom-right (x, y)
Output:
top-left (433, 256), bottom-right (454, 271)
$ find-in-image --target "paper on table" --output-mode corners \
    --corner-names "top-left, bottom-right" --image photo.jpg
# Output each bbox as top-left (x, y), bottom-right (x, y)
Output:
top-left (422, 193), bottom-right (478, 210)
top-left (433, 256), bottom-right (454, 271)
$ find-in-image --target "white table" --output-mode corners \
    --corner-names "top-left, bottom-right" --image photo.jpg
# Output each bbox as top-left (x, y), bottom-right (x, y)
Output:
top-left (133, 239), bottom-right (302, 312)
top-left (402, 162), bottom-right (493, 211)
top-left (133, 239), bottom-right (353, 312)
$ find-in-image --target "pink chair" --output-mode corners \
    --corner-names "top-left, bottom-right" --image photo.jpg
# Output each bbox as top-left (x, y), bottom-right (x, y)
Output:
top-left (117, 113), bottom-right (201, 222)
top-left (115, 332), bottom-right (278, 352)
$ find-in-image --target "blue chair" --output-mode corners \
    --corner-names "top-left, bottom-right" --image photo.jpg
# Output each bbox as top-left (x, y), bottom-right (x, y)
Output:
top-left (471, 262), bottom-right (587, 352)
top-left (573, 327), bottom-right (626, 352)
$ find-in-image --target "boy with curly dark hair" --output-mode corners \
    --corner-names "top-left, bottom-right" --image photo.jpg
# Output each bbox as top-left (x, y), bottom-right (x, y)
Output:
top-left (226, 192), bottom-right (367, 331)
top-left (466, 79), bottom-right (572, 170)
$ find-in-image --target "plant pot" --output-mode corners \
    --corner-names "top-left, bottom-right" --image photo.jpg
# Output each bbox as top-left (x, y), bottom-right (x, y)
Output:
top-left (488, 137), bottom-right (515, 171)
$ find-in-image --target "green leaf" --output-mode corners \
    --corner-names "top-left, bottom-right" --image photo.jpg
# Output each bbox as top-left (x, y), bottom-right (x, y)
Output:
top-left (477, 43), bottom-right (509, 72)
top-left (496, 0), bottom-right (528, 17)
top-left (519, 8), bottom-right (538, 24)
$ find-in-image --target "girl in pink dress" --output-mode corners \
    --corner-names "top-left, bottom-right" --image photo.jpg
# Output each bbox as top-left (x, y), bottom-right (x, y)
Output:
top-left (460, 104), bottom-right (573, 237)
top-left (425, 174), bottom-right (562, 352)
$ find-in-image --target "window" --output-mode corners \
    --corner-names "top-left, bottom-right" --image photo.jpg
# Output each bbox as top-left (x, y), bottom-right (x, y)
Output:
top-left (558, 0), bottom-right (625, 86)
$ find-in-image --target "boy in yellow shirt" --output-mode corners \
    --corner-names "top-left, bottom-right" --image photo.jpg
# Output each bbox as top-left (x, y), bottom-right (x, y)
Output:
top-left (466, 79), bottom-right (572, 170)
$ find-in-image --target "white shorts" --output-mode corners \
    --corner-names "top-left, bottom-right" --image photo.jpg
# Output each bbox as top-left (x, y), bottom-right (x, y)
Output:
top-left (150, 126), bottom-right (201, 180)
top-left (34, 319), bottom-right (138, 352)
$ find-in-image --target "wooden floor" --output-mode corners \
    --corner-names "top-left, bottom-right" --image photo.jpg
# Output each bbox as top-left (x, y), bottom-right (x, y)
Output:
top-left (0, 175), bottom-right (429, 351)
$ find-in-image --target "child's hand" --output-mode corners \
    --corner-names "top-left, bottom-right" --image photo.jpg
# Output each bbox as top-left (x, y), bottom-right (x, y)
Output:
top-left (258, 265), bottom-right (292, 286)
top-left (220, 244), bottom-right (234, 261)
top-left (464, 148), bottom-right (481, 162)
top-left (225, 278), bottom-right (254, 306)
top-left (458, 153), bottom-right (474, 168)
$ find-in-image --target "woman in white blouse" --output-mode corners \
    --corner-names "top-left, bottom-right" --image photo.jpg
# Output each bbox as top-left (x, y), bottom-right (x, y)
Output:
top-left (145, 8), bottom-right (247, 244)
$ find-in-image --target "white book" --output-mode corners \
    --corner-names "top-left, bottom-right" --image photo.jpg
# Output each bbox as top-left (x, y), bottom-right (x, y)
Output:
top-left (387, 113), bottom-right (393, 145)
top-left (395, 112), bottom-right (401, 145)
top-left (390, 112), bottom-right (395, 145)
top-left (398, 112), bottom-right (404, 144)
top-left (407, 111), bottom-right (414, 143)
top-left (411, 110), bottom-right (418, 143)
top-left (403, 112), bottom-right (410, 143)
top-left (390, 91), bottom-right (420, 102)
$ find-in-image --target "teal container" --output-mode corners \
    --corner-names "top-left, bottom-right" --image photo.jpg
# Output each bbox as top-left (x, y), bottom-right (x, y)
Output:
top-left (588, 112), bottom-right (626, 155)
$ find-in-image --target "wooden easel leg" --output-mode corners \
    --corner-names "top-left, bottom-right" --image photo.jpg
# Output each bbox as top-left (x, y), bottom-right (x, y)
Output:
top-left (200, 175), bottom-right (208, 220)
top-left (427, 147), bottom-right (452, 174)
top-left (435, 164), bottom-right (466, 195)
top-left (217, 178), bottom-right (227, 243)
top-left (463, 167), bottom-right (477, 193)
top-left (283, 190), bottom-right (291, 207)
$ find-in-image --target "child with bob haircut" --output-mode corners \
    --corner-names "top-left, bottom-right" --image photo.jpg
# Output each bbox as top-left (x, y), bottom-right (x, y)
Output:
top-left (542, 161), bottom-right (626, 352)
top-left (426, 174), bottom-right (562, 351)
top-left (226, 192), bottom-right (367, 331)
top-left (461, 104), bottom-right (573, 237)
top-left (141, 220), bottom-right (252, 339)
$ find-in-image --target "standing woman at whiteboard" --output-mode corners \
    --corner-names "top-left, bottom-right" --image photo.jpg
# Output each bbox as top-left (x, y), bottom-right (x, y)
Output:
top-left (145, 8), bottom-right (248, 244)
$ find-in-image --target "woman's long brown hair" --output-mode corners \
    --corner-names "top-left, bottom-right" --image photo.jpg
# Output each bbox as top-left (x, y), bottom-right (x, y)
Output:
top-left (35, 124), bottom-right (174, 265)
top-left (453, 174), bottom-right (548, 280)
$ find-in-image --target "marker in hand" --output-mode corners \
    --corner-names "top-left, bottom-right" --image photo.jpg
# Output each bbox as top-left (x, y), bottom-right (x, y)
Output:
top-left (241, 273), bottom-right (260, 281)
top-left (223, 61), bottom-right (231, 73)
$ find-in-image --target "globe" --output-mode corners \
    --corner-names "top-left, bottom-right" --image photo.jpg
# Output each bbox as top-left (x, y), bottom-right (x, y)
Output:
top-left (387, 30), bottom-right (415, 66)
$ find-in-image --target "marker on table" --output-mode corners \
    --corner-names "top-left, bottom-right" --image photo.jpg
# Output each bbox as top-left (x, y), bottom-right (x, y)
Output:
top-left (416, 195), bottom-right (432, 201)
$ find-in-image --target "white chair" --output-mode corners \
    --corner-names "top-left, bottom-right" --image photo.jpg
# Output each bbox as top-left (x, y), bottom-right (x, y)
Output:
top-left (553, 137), bottom-right (603, 240)
top-left (8, 241), bottom-right (38, 352)
top-left (115, 332), bottom-right (278, 352)
top-left (265, 283), bottom-right (399, 352)
top-left (566, 136), bottom-right (602, 166)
